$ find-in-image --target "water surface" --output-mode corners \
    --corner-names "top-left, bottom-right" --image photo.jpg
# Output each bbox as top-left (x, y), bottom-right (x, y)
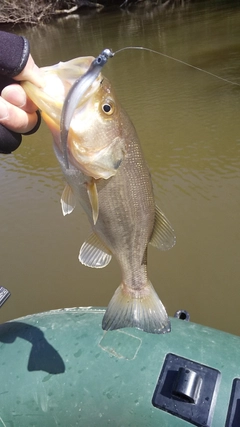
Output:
top-left (0, 0), bottom-right (239, 335)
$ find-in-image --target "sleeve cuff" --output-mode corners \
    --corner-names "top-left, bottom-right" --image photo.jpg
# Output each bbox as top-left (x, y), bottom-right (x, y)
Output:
top-left (0, 32), bottom-right (30, 78)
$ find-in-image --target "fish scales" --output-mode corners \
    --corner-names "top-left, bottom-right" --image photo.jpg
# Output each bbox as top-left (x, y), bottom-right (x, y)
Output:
top-left (94, 116), bottom-right (155, 291)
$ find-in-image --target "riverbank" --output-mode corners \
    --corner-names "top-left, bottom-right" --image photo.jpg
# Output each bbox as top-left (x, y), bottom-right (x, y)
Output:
top-left (1, 0), bottom-right (197, 25)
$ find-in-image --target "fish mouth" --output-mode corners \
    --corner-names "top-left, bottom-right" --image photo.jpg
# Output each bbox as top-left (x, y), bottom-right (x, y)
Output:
top-left (22, 56), bottom-right (101, 128)
top-left (22, 56), bottom-right (123, 180)
top-left (44, 57), bottom-right (102, 126)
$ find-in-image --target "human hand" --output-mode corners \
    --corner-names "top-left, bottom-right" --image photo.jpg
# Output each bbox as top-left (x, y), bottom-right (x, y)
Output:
top-left (0, 32), bottom-right (42, 154)
top-left (0, 55), bottom-right (42, 135)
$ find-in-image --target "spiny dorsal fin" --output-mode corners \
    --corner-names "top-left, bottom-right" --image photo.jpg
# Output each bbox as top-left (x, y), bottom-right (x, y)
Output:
top-left (61, 184), bottom-right (76, 216)
top-left (79, 232), bottom-right (112, 268)
top-left (150, 205), bottom-right (176, 251)
top-left (87, 180), bottom-right (99, 225)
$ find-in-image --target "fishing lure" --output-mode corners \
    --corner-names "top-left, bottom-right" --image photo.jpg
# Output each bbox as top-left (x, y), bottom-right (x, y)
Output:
top-left (60, 48), bottom-right (114, 169)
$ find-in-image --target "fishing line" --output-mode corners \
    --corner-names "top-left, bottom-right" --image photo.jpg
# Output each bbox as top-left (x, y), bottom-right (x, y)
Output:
top-left (112, 46), bottom-right (240, 87)
top-left (59, 45), bottom-right (238, 169)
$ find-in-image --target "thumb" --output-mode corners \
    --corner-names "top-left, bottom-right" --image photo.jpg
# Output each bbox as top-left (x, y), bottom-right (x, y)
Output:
top-left (14, 55), bottom-right (44, 88)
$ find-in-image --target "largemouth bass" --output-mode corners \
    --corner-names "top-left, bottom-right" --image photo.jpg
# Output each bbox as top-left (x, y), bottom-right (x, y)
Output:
top-left (22, 55), bottom-right (176, 334)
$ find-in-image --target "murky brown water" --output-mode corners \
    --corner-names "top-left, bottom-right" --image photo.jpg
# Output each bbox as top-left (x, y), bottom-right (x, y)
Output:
top-left (0, 1), bottom-right (239, 335)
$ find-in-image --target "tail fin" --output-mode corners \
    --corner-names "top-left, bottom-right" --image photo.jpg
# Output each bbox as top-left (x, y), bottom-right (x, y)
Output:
top-left (102, 281), bottom-right (171, 334)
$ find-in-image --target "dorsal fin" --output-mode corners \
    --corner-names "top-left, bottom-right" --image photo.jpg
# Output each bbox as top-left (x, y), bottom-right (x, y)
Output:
top-left (79, 232), bottom-right (112, 268)
top-left (61, 184), bottom-right (76, 216)
top-left (150, 205), bottom-right (176, 251)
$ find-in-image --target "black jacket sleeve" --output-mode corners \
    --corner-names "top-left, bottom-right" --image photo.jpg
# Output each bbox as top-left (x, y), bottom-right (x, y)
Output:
top-left (0, 31), bottom-right (40, 154)
top-left (0, 31), bottom-right (30, 78)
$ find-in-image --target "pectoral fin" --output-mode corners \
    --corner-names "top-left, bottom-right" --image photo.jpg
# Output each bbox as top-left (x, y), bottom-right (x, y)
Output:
top-left (87, 180), bottom-right (99, 225)
top-left (79, 232), bottom-right (112, 268)
top-left (61, 184), bottom-right (76, 216)
top-left (150, 205), bottom-right (176, 250)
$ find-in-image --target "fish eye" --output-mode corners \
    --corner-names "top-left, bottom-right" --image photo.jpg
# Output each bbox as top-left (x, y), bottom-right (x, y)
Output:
top-left (102, 102), bottom-right (114, 115)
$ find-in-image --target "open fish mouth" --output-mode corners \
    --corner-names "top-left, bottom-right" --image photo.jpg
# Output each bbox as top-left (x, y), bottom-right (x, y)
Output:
top-left (22, 50), bottom-right (114, 170)
top-left (22, 51), bottom-right (124, 181)
top-left (21, 56), bottom-right (101, 128)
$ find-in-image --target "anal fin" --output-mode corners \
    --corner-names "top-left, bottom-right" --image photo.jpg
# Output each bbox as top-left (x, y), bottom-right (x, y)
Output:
top-left (79, 232), bottom-right (112, 268)
top-left (150, 205), bottom-right (176, 251)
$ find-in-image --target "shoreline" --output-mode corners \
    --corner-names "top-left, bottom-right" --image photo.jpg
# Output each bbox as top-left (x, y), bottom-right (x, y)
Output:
top-left (0, 0), bottom-right (201, 26)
